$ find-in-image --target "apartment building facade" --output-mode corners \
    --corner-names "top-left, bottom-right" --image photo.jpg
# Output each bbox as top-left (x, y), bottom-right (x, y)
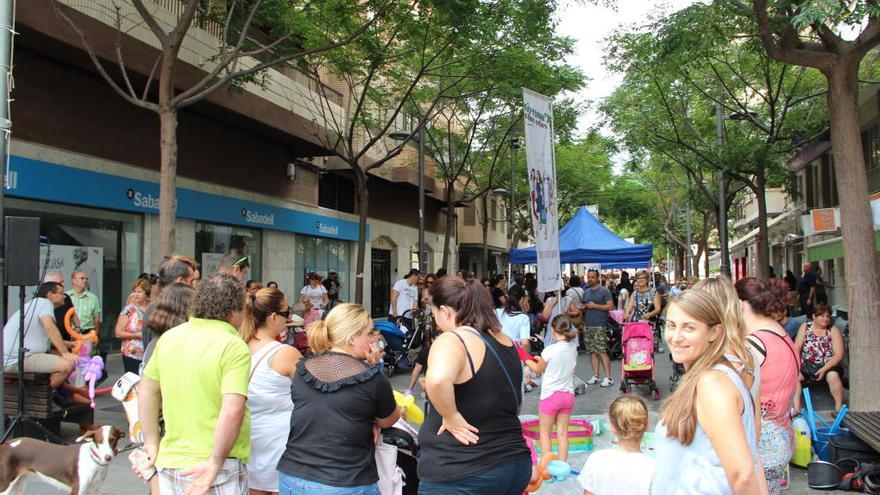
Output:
top-left (4, 0), bottom-right (456, 336)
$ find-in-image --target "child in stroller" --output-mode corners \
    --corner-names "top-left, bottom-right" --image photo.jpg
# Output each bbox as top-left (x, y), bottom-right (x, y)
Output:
top-left (620, 321), bottom-right (661, 400)
top-left (376, 309), bottom-right (422, 376)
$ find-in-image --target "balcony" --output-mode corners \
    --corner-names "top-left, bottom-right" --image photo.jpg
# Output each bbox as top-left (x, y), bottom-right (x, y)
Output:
top-left (57, 0), bottom-right (345, 129)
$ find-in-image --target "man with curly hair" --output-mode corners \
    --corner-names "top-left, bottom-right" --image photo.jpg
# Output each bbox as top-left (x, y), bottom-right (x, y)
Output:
top-left (137, 273), bottom-right (251, 495)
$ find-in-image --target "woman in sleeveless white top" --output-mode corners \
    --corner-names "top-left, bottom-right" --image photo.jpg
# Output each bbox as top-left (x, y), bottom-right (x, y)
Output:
top-left (240, 288), bottom-right (302, 494)
top-left (653, 289), bottom-right (761, 495)
top-left (249, 341), bottom-right (297, 492)
top-left (653, 364), bottom-right (757, 494)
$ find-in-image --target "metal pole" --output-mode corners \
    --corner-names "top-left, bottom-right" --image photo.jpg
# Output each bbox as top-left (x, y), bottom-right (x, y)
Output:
top-left (0, 0), bottom-right (16, 433)
top-left (685, 204), bottom-right (692, 277)
top-left (418, 125), bottom-right (426, 274)
top-left (508, 144), bottom-right (514, 283)
top-left (715, 103), bottom-right (730, 277)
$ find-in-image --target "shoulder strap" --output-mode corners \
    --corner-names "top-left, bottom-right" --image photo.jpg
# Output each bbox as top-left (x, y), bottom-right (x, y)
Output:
top-left (249, 341), bottom-right (282, 382)
top-left (449, 331), bottom-right (476, 376)
top-left (755, 329), bottom-right (799, 366)
top-left (746, 336), bottom-right (767, 358)
top-left (459, 327), bottom-right (521, 410)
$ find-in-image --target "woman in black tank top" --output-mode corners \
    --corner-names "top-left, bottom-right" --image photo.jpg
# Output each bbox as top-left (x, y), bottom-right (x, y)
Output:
top-left (417, 277), bottom-right (531, 494)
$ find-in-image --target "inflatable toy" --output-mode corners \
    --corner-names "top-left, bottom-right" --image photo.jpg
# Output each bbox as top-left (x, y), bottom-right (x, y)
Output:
top-left (526, 452), bottom-right (556, 492)
top-left (394, 390), bottom-right (425, 425)
top-left (522, 418), bottom-right (594, 453)
top-left (64, 308), bottom-right (99, 356)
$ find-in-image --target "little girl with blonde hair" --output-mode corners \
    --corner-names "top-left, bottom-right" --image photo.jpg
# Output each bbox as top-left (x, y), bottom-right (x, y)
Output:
top-left (578, 395), bottom-right (654, 495)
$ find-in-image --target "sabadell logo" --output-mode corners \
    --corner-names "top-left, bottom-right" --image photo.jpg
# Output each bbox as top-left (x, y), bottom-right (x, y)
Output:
top-left (315, 221), bottom-right (339, 236)
top-left (126, 188), bottom-right (159, 210)
top-left (241, 208), bottom-right (275, 226)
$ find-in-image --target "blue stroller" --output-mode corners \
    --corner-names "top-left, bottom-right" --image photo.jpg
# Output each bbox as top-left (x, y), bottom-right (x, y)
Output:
top-left (376, 310), bottom-right (422, 376)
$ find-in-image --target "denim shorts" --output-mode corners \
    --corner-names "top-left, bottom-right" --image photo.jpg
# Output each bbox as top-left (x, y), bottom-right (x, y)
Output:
top-left (418, 456), bottom-right (531, 494)
top-left (278, 472), bottom-right (379, 495)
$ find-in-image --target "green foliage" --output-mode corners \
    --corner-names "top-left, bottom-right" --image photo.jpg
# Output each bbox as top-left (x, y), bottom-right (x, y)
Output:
top-left (601, 2), bottom-right (827, 252)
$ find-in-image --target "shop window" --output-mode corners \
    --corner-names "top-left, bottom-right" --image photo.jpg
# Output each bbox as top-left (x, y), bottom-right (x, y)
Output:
top-left (4, 198), bottom-right (143, 351)
top-left (195, 222), bottom-right (262, 281)
top-left (294, 236), bottom-right (350, 301)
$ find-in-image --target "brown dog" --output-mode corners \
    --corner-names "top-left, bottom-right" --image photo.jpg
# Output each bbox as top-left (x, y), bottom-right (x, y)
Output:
top-left (0, 425), bottom-right (124, 495)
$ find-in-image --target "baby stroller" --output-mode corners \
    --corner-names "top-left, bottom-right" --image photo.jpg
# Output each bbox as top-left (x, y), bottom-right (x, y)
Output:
top-left (605, 316), bottom-right (623, 360)
top-left (381, 424), bottom-right (419, 494)
top-left (620, 321), bottom-right (660, 400)
top-left (376, 310), bottom-right (422, 377)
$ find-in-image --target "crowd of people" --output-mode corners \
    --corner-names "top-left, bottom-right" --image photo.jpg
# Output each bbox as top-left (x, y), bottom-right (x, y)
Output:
top-left (1, 251), bottom-right (851, 495)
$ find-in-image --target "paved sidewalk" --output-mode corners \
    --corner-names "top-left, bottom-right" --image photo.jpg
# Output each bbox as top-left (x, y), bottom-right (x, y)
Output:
top-left (9, 348), bottom-right (846, 494)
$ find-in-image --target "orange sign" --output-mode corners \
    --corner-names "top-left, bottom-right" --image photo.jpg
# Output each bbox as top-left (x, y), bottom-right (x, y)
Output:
top-left (811, 208), bottom-right (837, 232)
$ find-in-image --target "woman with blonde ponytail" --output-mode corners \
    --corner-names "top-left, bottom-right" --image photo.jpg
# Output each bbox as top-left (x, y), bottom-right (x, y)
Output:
top-left (277, 303), bottom-right (399, 495)
top-left (240, 288), bottom-right (301, 495)
top-left (652, 288), bottom-right (761, 495)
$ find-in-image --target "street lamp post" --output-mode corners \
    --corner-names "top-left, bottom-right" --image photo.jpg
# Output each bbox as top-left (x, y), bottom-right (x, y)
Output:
top-left (714, 104), bottom-right (755, 277)
top-left (390, 125), bottom-right (427, 274)
top-left (715, 103), bottom-right (730, 277)
top-left (508, 138), bottom-right (520, 284)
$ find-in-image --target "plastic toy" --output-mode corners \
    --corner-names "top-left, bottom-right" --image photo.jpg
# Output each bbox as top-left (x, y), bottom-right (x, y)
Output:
top-left (515, 343), bottom-right (536, 363)
top-left (522, 418), bottom-right (593, 453)
top-left (393, 390), bottom-right (425, 425)
top-left (526, 453), bottom-right (556, 492)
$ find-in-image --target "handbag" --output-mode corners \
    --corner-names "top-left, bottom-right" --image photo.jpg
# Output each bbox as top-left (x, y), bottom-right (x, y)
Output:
top-left (801, 359), bottom-right (824, 381)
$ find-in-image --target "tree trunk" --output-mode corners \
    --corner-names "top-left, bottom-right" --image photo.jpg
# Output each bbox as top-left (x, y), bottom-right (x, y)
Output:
top-left (753, 164), bottom-right (770, 280)
top-left (441, 185), bottom-right (455, 272)
top-left (158, 107), bottom-right (178, 258)
top-left (826, 63), bottom-right (880, 411)
top-left (480, 195), bottom-right (489, 279)
top-left (354, 174), bottom-right (370, 305)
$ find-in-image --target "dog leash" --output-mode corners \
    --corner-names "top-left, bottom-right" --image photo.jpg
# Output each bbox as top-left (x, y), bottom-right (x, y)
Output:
top-left (117, 441), bottom-right (142, 455)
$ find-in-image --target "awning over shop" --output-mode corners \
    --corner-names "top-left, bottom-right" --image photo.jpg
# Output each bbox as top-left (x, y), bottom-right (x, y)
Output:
top-left (806, 232), bottom-right (880, 261)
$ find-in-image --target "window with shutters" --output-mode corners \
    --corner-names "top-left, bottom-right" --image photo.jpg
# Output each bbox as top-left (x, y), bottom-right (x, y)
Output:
top-left (464, 205), bottom-right (476, 226)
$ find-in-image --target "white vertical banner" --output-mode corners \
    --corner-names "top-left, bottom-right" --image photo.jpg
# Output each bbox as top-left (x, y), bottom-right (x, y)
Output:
top-left (523, 88), bottom-right (562, 293)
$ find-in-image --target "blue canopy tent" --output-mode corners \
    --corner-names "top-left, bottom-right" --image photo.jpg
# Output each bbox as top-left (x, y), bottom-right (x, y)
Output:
top-left (509, 206), bottom-right (653, 268)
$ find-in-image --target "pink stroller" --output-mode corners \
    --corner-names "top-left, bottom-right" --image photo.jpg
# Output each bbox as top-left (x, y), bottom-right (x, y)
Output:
top-left (620, 321), bottom-right (660, 400)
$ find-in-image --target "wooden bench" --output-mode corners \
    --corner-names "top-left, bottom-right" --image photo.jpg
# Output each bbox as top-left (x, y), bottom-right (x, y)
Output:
top-left (3, 372), bottom-right (94, 440)
top-left (844, 411), bottom-right (880, 454)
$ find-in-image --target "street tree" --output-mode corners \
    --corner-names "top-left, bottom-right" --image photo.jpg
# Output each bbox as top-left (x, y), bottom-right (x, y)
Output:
top-left (305, 0), bottom-right (564, 302)
top-left (52, 0), bottom-right (383, 257)
top-left (603, 2), bottom-right (826, 279)
top-left (730, 0), bottom-right (880, 411)
top-left (424, 39), bottom-right (584, 272)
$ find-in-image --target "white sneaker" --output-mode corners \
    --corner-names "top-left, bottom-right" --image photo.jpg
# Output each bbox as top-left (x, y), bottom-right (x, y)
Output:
top-left (600, 377), bottom-right (613, 387)
top-left (587, 375), bottom-right (600, 385)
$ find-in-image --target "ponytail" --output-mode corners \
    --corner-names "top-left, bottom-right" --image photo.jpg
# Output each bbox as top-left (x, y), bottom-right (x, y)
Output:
top-left (239, 292), bottom-right (259, 342)
top-left (307, 303), bottom-right (371, 354)
top-left (238, 287), bottom-right (286, 342)
top-left (307, 319), bottom-right (333, 354)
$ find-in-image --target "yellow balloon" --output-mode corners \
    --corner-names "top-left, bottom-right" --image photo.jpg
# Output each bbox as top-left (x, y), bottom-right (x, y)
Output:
top-left (393, 390), bottom-right (425, 425)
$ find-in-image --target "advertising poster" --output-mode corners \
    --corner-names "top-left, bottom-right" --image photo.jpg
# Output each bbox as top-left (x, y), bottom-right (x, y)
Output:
top-left (523, 88), bottom-right (562, 293)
